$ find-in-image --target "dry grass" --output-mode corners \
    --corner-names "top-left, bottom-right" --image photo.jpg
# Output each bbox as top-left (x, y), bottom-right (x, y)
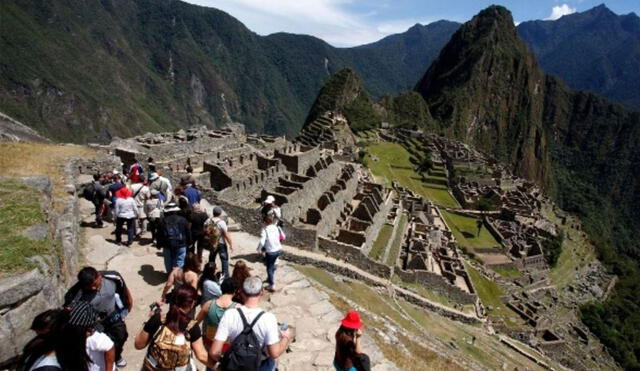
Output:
top-left (0, 142), bottom-right (97, 199)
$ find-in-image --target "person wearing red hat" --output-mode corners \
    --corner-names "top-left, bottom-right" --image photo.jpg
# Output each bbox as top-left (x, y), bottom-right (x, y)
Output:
top-left (114, 187), bottom-right (138, 246)
top-left (334, 310), bottom-right (371, 371)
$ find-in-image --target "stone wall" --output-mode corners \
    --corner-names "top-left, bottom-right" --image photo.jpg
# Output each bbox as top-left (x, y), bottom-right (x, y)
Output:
top-left (361, 190), bottom-right (394, 255)
top-left (0, 156), bottom-right (120, 366)
top-left (318, 237), bottom-right (391, 279)
top-left (395, 269), bottom-right (477, 305)
top-left (274, 145), bottom-right (321, 174)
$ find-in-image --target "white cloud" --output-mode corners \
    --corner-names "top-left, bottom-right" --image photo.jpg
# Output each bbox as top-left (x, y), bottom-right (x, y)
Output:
top-left (545, 4), bottom-right (576, 20)
top-left (182, 0), bottom-right (435, 47)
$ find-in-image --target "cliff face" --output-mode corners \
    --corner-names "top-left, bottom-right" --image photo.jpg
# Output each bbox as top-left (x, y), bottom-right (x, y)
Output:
top-left (416, 6), bottom-right (549, 183)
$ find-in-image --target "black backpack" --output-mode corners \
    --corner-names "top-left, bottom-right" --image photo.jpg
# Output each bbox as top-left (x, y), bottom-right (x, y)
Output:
top-left (82, 182), bottom-right (96, 202)
top-left (220, 309), bottom-right (265, 371)
top-left (163, 219), bottom-right (185, 249)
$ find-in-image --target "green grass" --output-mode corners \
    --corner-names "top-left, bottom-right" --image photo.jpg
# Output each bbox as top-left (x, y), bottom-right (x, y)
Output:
top-left (441, 210), bottom-right (500, 251)
top-left (363, 142), bottom-right (460, 208)
top-left (369, 224), bottom-right (393, 261)
top-left (0, 178), bottom-right (50, 276)
top-left (493, 266), bottom-right (523, 279)
top-left (385, 214), bottom-right (408, 266)
top-left (464, 262), bottom-right (522, 327)
top-left (391, 275), bottom-right (473, 312)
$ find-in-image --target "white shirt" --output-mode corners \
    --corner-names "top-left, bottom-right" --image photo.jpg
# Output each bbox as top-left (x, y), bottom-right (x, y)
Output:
top-left (115, 197), bottom-right (138, 219)
top-left (131, 183), bottom-right (150, 208)
top-left (87, 331), bottom-right (114, 371)
top-left (214, 306), bottom-right (280, 349)
top-left (205, 217), bottom-right (228, 246)
top-left (258, 224), bottom-right (282, 253)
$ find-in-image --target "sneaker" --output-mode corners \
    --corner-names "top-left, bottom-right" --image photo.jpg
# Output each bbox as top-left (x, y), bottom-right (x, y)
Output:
top-left (116, 358), bottom-right (127, 368)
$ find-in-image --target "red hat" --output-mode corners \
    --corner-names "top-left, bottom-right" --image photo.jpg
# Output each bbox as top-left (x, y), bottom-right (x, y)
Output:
top-left (341, 310), bottom-right (363, 330)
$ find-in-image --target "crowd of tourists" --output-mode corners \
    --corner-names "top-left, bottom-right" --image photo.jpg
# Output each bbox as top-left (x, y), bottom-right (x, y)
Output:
top-left (17, 160), bottom-right (371, 371)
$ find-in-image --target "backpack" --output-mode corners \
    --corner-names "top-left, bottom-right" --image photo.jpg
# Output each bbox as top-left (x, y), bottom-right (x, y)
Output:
top-left (82, 182), bottom-right (96, 202)
top-left (163, 219), bottom-right (185, 250)
top-left (204, 219), bottom-right (223, 251)
top-left (220, 309), bottom-right (265, 371)
top-left (146, 317), bottom-right (197, 370)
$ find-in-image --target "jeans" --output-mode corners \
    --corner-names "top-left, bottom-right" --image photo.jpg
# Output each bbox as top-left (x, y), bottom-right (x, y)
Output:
top-left (163, 247), bottom-right (186, 273)
top-left (265, 251), bottom-right (281, 287)
top-left (259, 358), bottom-right (276, 371)
top-left (103, 319), bottom-right (128, 362)
top-left (115, 217), bottom-right (136, 244)
top-left (209, 243), bottom-right (229, 277)
top-left (94, 201), bottom-right (103, 226)
top-left (147, 218), bottom-right (159, 243)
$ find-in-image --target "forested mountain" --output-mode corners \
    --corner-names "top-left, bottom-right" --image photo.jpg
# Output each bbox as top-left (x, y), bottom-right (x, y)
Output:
top-left (518, 4), bottom-right (640, 111)
top-left (415, 6), bottom-right (640, 368)
top-left (0, 0), bottom-right (456, 142)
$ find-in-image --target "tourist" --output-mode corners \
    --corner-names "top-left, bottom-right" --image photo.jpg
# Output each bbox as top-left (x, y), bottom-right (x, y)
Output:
top-left (161, 252), bottom-right (201, 304)
top-left (87, 174), bottom-right (106, 228)
top-left (107, 174), bottom-right (124, 221)
top-left (180, 165), bottom-right (197, 187)
top-left (114, 187), bottom-right (138, 246)
top-left (231, 260), bottom-right (251, 302)
top-left (159, 202), bottom-right (191, 273)
top-left (257, 215), bottom-right (283, 292)
top-left (128, 158), bottom-right (143, 184)
top-left (64, 267), bottom-right (133, 368)
top-left (149, 171), bottom-right (173, 203)
top-left (199, 262), bottom-right (222, 304)
top-left (134, 285), bottom-right (213, 370)
top-left (260, 195), bottom-right (282, 226)
top-left (147, 157), bottom-right (156, 177)
top-left (205, 206), bottom-right (233, 278)
top-left (16, 306), bottom-right (91, 371)
top-left (16, 309), bottom-right (66, 370)
top-left (144, 189), bottom-right (163, 245)
top-left (184, 183), bottom-right (201, 206)
top-left (195, 278), bottom-right (238, 354)
top-left (333, 311), bottom-right (370, 371)
top-left (189, 203), bottom-right (209, 259)
top-left (70, 301), bottom-right (116, 371)
top-left (131, 175), bottom-right (150, 236)
top-left (209, 276), bottom-right (293, 371)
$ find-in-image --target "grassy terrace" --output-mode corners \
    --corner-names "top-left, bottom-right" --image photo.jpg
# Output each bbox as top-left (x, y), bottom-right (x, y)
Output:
top-left (441, 210), bottom-right (500, 251)
top-left (385, 213), bottom-right (408, 266)
top-left (297, 264), bottom-right (559, 370)
top-left (493, 266), bottom-right (523, 279)
top-left (363, 142), bottom-right (460, 208)
top-left (369, 223), bottom-right (393, 261)
top-left (0, 178), bottom-right (50, 276)
top-left (464, 262), bottom-right (522, 327)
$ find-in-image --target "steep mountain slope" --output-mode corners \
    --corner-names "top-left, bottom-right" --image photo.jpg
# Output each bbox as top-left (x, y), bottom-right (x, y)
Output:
top-left (416, 6), bottom-right (640, 368)
top-left (519, 5), bottom-right (640, 111)
top-left (0, 0), bottom-right (456, 143)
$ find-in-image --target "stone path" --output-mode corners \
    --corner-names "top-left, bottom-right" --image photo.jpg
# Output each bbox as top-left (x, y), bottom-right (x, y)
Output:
top-left (78, 199), bottom-right (395, 370)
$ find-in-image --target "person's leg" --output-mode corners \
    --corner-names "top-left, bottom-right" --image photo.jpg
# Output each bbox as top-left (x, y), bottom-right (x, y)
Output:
top-left (94, 202), bottom-right (103, 227)
top-left (265, 252), bottom-right (279, 288)
top-left (163, 248), bottom-right (172, 273)
top-left (126, 218), bottom-right (135, 245)
top-left (175, 247), bottom-right (186, 268)
top-left (115, 217), bottom-right (124, 244)
top-left (218, 243), bottom-right (229, 278)
top-left (196, 236), bottom-right (204, 260)
top-left (258, 358), bottom-right (276, 371)
top-left (104, 320), bottom-right (128, 363)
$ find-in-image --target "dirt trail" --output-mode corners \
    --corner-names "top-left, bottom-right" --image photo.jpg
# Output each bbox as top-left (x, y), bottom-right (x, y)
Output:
top-left (78, 199), bottom-right (394, 370)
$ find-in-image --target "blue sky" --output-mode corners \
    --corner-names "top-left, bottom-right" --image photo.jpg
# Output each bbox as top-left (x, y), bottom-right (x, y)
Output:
top-left (184, 1), bottom-right (640, 47)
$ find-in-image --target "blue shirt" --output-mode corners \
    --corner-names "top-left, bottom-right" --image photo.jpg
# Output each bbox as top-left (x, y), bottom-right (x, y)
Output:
top-left (184, 186), bottom-right (201, 205)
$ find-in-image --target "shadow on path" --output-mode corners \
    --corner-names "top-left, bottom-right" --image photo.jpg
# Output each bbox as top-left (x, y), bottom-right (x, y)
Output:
top-left (138, 264), bottom-right (167, 286)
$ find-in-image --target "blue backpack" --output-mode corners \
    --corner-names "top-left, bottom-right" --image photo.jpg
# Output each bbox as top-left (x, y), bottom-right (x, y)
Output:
top-left (163, 220), bottom-right (185, 249)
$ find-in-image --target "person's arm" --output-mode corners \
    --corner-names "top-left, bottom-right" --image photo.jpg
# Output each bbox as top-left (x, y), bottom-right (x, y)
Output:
top-left (267, 328), bottom-right (293, 359)
top-left (114, 199), bottom-right (120, 217)
top-left (354, 329), bottom-right (363, 354)
top-left (104, 345), bottom-right (115, 371)
top-left (125, 284), bottom-right (134, 312)
top-left (222, 222), bottom-right (232, 250)
top-left (161, 270), bottom-right (176, 302)
top-left (195, 300), bottom-right (212, 323)
top-left (257, 228), bottom-right (267, 252)
top-left (208, 338), bottom-right (225, 363)
top-left (134, 329), bottom-right (151, 350)
top-left (191, 338), bottom-right (214, 367)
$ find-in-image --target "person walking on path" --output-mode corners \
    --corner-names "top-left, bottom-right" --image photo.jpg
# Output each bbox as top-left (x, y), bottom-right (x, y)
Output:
top-left (199, 262), bottom-right (222, 304)
top-left (205, 206), bottom-right (233, 278)
top-left (114, 187), bottom-right (138, 246)
top-left (260, 195), bottom-right (282, 226)
top-left (159, 202), bottom-right (191, 273)
top-left (209, 276), bottom-right (293, 371)
top-left (183, 183), bottom-right (201, 206)
top-left (70, 301), bottom-right (116, 371)
top-left (333, 311), bottom-right (371, 371)
top-left (64, 267), bottom-right (133, 368)
top-left (196, 278), bottom-right (238, 356)
top-left (231, 260), bottom-right (251, 303)
top-left (188, 203), bottom-right (209, 259)
top-left (128, 158), bottom-right (143, 184)
top-left (134, 285), bottom-right (213, 370)
top-left (145, 190), bottom-right (163, 245)
top-left (257, 215), bottom-right (283, 292)
top-left (160, 253), bottom-right (201, 304)
top-left (131, 175), bottom-right (150, 236)
top-left (180, 166), bottom-right (197, 187)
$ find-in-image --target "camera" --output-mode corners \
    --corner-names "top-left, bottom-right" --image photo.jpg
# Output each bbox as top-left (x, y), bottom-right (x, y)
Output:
top-left (149, 302), bottom-right (161, 314)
